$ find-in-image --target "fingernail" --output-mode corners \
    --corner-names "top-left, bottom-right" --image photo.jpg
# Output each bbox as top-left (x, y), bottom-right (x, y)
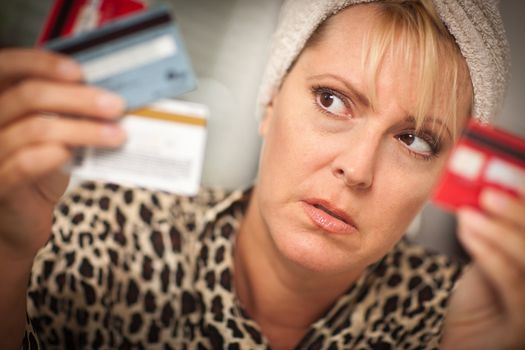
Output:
top-left (102, 125), bottom-right (125, 143)
top-left (58, 59), bottom-right (81, 78)
top-left (96, 93), bottom-right (125, 112)
top-left (458, 208), bottom-right (485, 228)
top-left (480, 189), bottom-right (509, 209)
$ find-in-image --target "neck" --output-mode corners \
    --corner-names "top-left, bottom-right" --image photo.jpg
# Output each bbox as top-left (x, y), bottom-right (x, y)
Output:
top-left (234, 188), bottom-right (364, 348)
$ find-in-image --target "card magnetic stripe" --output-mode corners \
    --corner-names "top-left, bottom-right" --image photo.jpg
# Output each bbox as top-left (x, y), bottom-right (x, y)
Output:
top-left (464, 128), bottom-right (525, 163)
top-left (48, 0), bottom-right (74, 41)
top-left (45, 6), bottom-right (171, 55)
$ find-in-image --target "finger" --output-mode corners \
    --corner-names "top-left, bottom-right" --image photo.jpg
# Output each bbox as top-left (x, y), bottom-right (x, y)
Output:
top-left (480, 188), bottom-right (525, 230)
top-left (0, 49), bottom-right (82, 87)
top-left (458, 208), bottom-right (525, 271)
top-left (0, 114), bottom-right (126, 163)
top-left (0, 80), bottom-right (125, 127)
top-left (457, 223), bottom-right (525, 328)
top-left (0, 144), bottom-right (72, 198)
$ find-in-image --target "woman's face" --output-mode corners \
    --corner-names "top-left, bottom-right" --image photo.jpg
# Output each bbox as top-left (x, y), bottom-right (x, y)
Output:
top-left (254, 5), bottom-right (470, 274)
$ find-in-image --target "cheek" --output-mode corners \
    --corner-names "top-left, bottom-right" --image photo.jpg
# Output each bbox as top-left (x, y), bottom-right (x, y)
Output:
top-left (367, 155), bottom-right (447, 238)
top-left (259, 107), bottom-right (328, 188)
top-left (358, 178), bottom-right (429, 263)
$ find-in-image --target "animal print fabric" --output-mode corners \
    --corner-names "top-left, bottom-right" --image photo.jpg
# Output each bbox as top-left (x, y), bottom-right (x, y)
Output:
top-left (23, 181), bottom-right (462, 349)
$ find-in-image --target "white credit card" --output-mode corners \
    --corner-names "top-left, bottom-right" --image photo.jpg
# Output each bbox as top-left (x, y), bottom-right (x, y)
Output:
top-left (72, 99), bottom-right (208, 195)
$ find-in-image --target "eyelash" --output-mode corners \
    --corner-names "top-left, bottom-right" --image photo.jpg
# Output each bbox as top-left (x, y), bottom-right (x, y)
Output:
top-left (310, 85), bottom-right (352, 119)
top-left (309, 84), bottom-right (443, 161)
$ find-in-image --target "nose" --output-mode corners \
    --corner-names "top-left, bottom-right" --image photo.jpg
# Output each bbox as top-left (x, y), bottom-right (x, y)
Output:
top-left (331, 129), bottom-right (379, 190)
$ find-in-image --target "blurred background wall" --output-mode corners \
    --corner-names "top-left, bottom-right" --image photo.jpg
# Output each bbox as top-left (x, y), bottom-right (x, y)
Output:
top-left (0, 0), bottom-right (523, 258)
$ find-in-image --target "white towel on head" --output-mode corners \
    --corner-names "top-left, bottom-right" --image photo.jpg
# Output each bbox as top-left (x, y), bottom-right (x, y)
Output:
top-left (257, 0), bottom-right (510, 123)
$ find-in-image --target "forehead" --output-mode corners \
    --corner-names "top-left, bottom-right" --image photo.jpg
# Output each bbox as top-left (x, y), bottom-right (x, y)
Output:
top-left (301, 6), bottom-right (420, 104)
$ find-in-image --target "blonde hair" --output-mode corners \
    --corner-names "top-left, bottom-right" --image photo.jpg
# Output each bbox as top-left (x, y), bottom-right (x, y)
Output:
top-left (306, 0), bottom-right (473, 139)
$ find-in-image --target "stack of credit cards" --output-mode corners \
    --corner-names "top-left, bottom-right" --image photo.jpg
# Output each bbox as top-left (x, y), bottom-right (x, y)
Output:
top-left (45, 5), bottom-right (197, 110)
top-left (41, 3), bottom-right (206, 194)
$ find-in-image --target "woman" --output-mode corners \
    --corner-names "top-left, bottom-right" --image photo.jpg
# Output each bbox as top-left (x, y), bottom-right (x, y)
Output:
top-left (0, 0), bottom-right (523, 349)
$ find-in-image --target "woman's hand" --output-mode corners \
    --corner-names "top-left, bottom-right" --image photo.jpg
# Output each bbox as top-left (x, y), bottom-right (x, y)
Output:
top-left (0, 48), bottom-right (126, 261)
top-left (441, 185), bottom-right (525, 350)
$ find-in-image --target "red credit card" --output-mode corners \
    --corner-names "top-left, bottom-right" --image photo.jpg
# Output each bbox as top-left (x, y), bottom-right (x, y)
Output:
top-left (37, 0), bottom-right (147, 45)
top-left (433, 120), bottom-right (525, 212)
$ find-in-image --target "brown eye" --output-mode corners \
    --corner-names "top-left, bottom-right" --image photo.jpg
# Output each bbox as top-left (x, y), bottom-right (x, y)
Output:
top-left (399, 134), bottom-right (415, 145)
top-left (320, 92), bottom-right (335, 108)
top-left (398, 133), bottom-right (433, 155)
top-left (315, 90), bottom-right (348, 117)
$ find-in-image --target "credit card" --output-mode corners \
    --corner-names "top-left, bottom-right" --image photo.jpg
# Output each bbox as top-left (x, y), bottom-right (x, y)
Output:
top-left (72, 99), bottom-right (208, 194)
top-left (433, 120), bottom-right (525, 212)
top-left (45, 5), bottom-right (197, 110)
top-left (37, 0), bottom-right (147, 44)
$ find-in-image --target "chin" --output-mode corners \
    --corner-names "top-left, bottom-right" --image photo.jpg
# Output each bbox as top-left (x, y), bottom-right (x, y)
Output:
top-left (271, 226), bottom-right (368, 274)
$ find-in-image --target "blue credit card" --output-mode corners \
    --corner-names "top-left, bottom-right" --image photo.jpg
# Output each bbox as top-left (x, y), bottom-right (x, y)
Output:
top-left (45, 5), bottom-right (196, 110)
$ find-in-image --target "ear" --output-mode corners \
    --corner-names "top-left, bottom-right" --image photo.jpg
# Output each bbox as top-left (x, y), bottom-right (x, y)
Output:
top-left (258, 99), bottom-right (275, 137)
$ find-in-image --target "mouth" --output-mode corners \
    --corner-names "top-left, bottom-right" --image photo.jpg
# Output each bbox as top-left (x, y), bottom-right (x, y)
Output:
top-left (302, 199), bottom-right (357, 234)
top-left (312, 203), bottom-right (350, 224)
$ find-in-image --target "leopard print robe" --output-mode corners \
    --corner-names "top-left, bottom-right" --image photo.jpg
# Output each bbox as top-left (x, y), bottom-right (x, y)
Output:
top-left (23, 181), bottom-right (462, 349)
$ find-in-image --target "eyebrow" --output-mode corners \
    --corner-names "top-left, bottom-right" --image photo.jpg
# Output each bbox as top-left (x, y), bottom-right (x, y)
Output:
top-left (307, 73), bottom-right (453, 139)
top-left (307, 73), bottom-right (372, 109)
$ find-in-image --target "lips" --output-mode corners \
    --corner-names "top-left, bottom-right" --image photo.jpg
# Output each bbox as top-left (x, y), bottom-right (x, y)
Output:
top-left (302, 199), bottom-right (357, 235)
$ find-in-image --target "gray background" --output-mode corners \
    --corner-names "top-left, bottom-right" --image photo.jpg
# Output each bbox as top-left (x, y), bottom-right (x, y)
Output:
top-left (0, 0), bottom-right (523, 259)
